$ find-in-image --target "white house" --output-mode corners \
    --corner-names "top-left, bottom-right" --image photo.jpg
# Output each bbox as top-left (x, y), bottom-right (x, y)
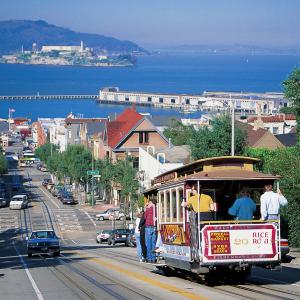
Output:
top-left (139, 145), bottom-right (190, 191)
top-left (247, 114), bottom-right (296, 135)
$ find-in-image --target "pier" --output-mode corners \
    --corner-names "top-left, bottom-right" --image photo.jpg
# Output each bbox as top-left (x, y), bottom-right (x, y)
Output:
top-left (0, 94), bottom-right (99, 100)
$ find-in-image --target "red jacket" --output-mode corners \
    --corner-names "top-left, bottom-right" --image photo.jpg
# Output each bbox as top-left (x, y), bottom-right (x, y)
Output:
top-left (145, 204), bottom-right (156, 226)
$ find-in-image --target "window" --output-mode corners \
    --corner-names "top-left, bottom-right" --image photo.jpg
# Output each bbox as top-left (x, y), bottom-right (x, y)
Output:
top-left (171, 99), bottom-right (176, 104)
top-left (185, 99), bottom-right (190, 105)
top-left (160, 193), bottom-right (165, 221)
top-left (125, 97), bottom-right (129, 101)
top-left (165, 191), bottom-right (170, 221)
top-left (273, 127), bottom-right (279, 134)
top-left (139, 132), bottom-right (149, 144)
top-left (148, 97), bottom-right (152, 102)
top-left (159, 97), bottom-right (164, 103)
top-left (132, 157), bottom-right (139, 169)
top-left (171, 190), bottom-right (177, 222)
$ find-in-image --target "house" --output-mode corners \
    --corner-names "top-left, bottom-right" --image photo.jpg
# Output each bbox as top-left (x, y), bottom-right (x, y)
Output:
top-left (139, 145), bottom-right (191, 190)
top-left (65, 115), bottom-right (107, 148)
top-left (275, 127), bottom-right (297, 147)
top-left (103, 108), bottom-right (170, 164)
top-left (237, 122), bottom-right (285, 149)
top-left (247, 114), bottom-right (296, 135)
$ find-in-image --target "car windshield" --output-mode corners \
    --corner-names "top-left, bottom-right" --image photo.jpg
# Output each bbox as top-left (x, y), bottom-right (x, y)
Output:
top-left (12, 196), bottom-right (24, 201)
top-left (103, 230), bottom-right (111, 234)
top-left (30, 231), bottom-right (55, 239)
top-left (116, 229), bottom-right (130, 234)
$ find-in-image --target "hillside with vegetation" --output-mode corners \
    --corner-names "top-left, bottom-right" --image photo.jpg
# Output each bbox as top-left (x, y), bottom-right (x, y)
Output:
top-left (0, 20), bottom-right (147, 55)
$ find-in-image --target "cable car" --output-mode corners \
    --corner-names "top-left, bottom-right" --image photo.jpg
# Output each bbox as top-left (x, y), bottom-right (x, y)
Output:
top-left (144, 156), bottom-right (283, 281)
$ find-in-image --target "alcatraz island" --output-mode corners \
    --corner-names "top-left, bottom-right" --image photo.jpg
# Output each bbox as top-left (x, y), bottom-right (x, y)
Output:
top-left (0, 41), bottom-right (136, 67)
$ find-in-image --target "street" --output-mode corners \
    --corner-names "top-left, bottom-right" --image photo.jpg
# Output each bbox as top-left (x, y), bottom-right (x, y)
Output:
top-left (1, 153), bottom-right (300, 300)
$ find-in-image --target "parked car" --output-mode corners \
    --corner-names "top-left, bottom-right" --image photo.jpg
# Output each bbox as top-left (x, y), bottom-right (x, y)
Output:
top-left (126, 229), bottom-right (136, 247)
top-left (107, 229), bottom-right (132, 246)
top-left (61, 193), bottom-right (76, 205)
top-left (51, 185), bottom-right (63, 197)
top-left (96, 230), bottom-right (113, 243)
top-left (0, 188), bottom-right (9, 208)
top-left (0, 197), bottom-right (9, 208)
top-left (9, 194), bottom-right (28, 210)
top-left (40, 166), bottom-right (48, 172)
top-left (95, 208), bottom-right (125, 221)
top-left (27, 230), bottom-right (60, 257)
top-left (42, 178), bottom-right (52, 188)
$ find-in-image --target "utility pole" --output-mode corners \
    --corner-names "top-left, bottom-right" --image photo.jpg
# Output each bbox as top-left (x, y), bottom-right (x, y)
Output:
top-left (91, 141), bottom-right (95, 206)
top-left (231, 94), bottom-right (235, 156)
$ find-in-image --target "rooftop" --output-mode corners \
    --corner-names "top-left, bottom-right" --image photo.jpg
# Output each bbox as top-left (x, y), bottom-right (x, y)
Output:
top-left (247, 114), bottom-right (296, 123)
top-left (107, 108), bottom-right (143, 148)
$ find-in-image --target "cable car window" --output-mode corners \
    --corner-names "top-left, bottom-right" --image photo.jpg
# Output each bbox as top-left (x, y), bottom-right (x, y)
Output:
top-left (171, 189), bottom-right (177, 222)
top-left (160, 192), bottom-right (165, 222)
top-left (178, 188), bottom-right (184, 222)
top-left (165, 191), bottom-right (170, 222)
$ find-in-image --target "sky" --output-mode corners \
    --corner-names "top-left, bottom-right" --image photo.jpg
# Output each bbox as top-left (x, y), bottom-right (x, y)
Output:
top-left (0, 0), bottom-right (300, 48)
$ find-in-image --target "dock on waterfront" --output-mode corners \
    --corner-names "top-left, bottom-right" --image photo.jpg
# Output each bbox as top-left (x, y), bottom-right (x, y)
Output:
top-left (0, 94), bottom-right (99, 100)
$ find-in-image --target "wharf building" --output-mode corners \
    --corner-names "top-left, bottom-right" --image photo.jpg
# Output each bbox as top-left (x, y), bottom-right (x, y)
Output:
top-left (99, 87), bottom-right (289, 114)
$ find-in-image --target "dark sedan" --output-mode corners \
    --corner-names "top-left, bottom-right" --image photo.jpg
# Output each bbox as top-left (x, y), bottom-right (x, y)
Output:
top-left (60, 193), bottom-right (76, 205)
top-left (27, 230), bottom-right (60, 257)
top-left (107, 229), bottom-right (132, 246)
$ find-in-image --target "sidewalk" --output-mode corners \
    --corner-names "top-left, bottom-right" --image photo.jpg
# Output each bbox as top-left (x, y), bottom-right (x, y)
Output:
top-left (79, 203), bottom-right (119, 213)
top-left (289, 248), bottom-right (300, 264)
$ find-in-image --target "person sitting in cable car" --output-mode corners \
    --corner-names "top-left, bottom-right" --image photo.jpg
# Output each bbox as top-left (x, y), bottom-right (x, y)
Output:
top-left (228, 187), bottom-right (256, 220)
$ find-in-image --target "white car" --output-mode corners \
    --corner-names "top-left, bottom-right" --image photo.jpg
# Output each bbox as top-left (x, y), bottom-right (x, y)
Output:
top-left (95, 208), bottom-right (125, 221)
top-left (96, 230), bottom-right (113, 243)
top-left (9, 195), bottom-right (28, 210)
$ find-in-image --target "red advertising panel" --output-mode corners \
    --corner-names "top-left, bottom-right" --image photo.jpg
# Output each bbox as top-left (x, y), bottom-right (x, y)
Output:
top-left (202, 224), bottom-right (278, 262)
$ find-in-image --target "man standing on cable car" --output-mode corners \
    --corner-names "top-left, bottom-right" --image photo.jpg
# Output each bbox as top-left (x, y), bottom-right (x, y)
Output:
top-left (183, 186), bottom-right (215, 221)
top-left (228, 187), bottom-right (256, 220)
top-left (260, 184), bottom-right (288, 220)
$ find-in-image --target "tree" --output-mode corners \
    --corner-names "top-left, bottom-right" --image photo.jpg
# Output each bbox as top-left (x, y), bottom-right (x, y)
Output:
top-left (283, 68), bottom-right (300, 147)
top-left (246, 147), bottom-right (300, 247)
top-left (0, 153), bottom-right (7, 174)
top-left (35, 143), bottom-right (57, 163)
top-left (114, 156), bottom-right (139, 226)
top-left (96, 158), bottom-right (115, 203)
top-left (163, 119), bottom-right (195, 146)
top-left (189, 115), bottom-right (246, 160)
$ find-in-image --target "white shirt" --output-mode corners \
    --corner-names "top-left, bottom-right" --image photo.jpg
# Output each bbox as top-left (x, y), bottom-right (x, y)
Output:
top-left (135, 217), bottom-right (141, 234)
top-left (260, 191), bottom-right (288, 220)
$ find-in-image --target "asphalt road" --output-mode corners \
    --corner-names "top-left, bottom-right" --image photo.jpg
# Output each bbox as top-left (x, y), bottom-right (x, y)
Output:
top-left (1, 146), bottom-right (300, 300)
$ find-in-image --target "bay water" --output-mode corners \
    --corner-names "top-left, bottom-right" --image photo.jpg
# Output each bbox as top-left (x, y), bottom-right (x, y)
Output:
top-left (0, 54), bottom-right (299, 120)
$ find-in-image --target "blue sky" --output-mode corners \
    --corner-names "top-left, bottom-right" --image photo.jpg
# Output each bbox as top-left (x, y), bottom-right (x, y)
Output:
top-left (1, 0), bottom-right (299, 48)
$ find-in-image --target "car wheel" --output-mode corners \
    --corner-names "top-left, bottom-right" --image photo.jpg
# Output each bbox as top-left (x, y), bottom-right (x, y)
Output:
top-left (108, 240), bottom-right (111, 245)
top-left (119, 216), bottom-right (124, 221)
top-left (96, 239), bottom-right (100, 244)
top-left (27, 252), bottom-right (32, 258)
top-left (99, 216), bottom-right (104, 221)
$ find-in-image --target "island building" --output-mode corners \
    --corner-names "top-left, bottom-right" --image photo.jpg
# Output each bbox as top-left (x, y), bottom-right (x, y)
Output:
top-left (41, 41), bottom-right (85, 53)
top-left (99, 87), bottom-right (289, 114)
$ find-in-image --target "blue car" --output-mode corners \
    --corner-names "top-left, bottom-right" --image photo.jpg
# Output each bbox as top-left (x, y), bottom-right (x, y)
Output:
top-left (27, 230), bottom-right (60, 257)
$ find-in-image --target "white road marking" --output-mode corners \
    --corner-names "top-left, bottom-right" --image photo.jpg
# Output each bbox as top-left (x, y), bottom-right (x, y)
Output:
top-left (252, 275), bottom-right (300, 287)
top-left (71, 239), bottom-right (78, 244)
top-left (39, 187), bottom-right (60, 209)
top-left (82, 210), bottom-right (97, 227)
top-left (13, 242), bottom-right (44, 300)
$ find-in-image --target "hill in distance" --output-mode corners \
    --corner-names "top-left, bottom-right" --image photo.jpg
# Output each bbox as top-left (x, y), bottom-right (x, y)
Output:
top-left (0, 19), bottom-right (147, 55)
